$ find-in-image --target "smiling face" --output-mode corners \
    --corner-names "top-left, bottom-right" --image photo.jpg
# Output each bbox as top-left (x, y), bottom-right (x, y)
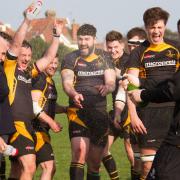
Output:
top-left (45, 57), bottom-right (59, 77)
top-left (106, 40), bottom-right (124, 60)
top-left (146, 20), bottom-right (166, 45)
top-left (17, 46), bottom-right (32, 71)
top-left (77, 35), bottom-right (95, 57)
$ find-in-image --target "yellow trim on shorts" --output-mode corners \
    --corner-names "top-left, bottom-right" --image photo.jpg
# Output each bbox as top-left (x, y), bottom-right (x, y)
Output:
top-left (67, 107), bottom-right (87, 127)
top-left (10, 121), bottom-right (34, 143)
top-left (35, 131), bottom-right (50, 152)
top-left (122, 113), bottom-right (131, 127)
top-left (10, 132), bottom-right (19, 144)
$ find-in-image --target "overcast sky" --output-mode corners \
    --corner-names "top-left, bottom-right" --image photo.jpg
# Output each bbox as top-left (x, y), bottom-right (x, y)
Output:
top-left (0, 0), bottom-right (179, 41)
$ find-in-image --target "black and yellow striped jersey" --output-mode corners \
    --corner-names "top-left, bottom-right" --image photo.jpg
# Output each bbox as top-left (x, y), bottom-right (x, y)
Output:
top-left (128, 40), bottom-right (179, 89)
top-left (61, 48), bottom-right (114, 108)
top-left (32, 73), bottom-right (57, 131)
top-left (3, 51), bottom-right (39, 123)
top-left (127, 40), bottom-right (179, 107)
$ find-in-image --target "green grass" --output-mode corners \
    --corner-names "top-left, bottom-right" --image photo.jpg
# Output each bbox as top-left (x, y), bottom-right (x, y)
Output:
top-left (6, 74), bottom-right (131, 179)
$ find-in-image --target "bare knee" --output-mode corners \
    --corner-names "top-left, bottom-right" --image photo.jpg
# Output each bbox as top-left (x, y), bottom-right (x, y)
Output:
top-left (103, 135), bottom-right (114, 157)
top-left (41, 161), bottom-right (56, 176)
top-left (72, 146), bottom-right (87, 163)
top-left (71, 137), bottom-right (89, 164)
top-left (124, 138), bottom-right (134, 166)
top-left (23, 163), bottom-right (36, 175)
top-left (88, 162), bottom-right (101, 172)
top-left (19, 155), bottom-right (36, 175)
top-left (87, 146), bottom-right (104, 172)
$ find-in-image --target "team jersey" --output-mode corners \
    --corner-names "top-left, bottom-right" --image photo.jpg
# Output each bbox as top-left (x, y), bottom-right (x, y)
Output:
top-left (32, 73), bottom-right (57, 131)
top-left (61, 48), bottom-right (114, 108)
top-left (3, 51), bottom-right (39, 123)
top-left (127, 40), bottom-right (179, 107)
top-left (113, 52), bottom-right (129, 75)
top-left (112, 52), bottom-right (129, 106)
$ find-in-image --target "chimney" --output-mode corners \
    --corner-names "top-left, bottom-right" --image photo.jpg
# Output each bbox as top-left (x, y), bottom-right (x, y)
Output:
top-left (71, 20), bottom-right (79, 42)
top-left (45, 10), bottom-right (56, 18)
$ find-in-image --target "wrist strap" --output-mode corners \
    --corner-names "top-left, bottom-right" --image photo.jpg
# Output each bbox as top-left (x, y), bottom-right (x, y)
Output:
top-left (115, 100), bottom-right (125, 104)
top-left (53, 34), bottom-right (60, 38)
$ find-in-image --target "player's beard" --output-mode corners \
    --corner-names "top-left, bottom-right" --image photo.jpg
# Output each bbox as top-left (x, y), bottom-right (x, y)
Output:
top-left (80, 45), bottom-right (95, 58)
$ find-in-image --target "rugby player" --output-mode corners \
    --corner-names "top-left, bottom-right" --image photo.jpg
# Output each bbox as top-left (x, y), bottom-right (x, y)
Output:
top-left (0, 33), bottom-right (15, 180)
top-left (4, 11), bottom-right (63, 179)
top-left (126, 7), bottom-right (179, 179)
top-left (31, 53), bottom-right (66, 180)
top-left (126, 27), bottom-right (147, 180)
top-left (102, 30), bottom-right (129, 180)
top-left (127, 27), bottom-right (147, 52)
top-left (128, 67), bottom-right (180, 179)
top-left (61, 24), bottom-right (116, 180)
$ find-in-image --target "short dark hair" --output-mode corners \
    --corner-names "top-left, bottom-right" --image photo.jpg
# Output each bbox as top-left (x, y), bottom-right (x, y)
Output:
top-left (106, 30), bottom-right (123, 42)
top-left (77, 24), bottom-right (97, 37)
top-left (143, 7), bottom-right (169, 27)
top-left (127, 27), bottom-right (147, 40)
top-left (178, 19), bottom-right (180, 27)
top-left (22, 40), bottom-right (32, 50)
top-left (0, 31), bottom-right (12, 43)
top-left (177, 19), bottom-right (180, 31)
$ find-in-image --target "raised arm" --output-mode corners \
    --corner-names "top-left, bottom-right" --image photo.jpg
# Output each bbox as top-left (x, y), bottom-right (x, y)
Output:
top-left (36, 21), bottom-right (63, 72)
top-left (9, 19), bottom-right (30, 57)
top-left (9, 3), bottom-right (41, 56)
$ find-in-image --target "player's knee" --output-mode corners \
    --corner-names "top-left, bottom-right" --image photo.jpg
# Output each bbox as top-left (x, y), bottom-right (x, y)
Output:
top-left (102, 147), bottom-right (111, 157)
top-left (87, 159), bottom-right (101, 172)
top-left (41, 161), bottom-right (56, 175)
top-left (88, 163), bottom-right (101, 173)
top-left (72, 147), bottom-right (87, 163)
top-left (22, 162), bottom-right (36, 175)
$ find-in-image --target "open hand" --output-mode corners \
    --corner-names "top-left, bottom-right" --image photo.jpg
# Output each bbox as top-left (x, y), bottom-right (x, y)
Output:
top-left (50, 121), bottom-right (63, 133)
